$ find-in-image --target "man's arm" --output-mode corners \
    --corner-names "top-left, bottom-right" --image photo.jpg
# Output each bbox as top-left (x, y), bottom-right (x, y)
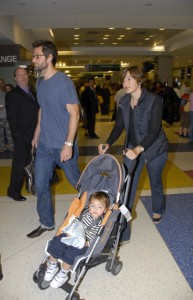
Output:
top-left (60, 103), bottom-right (80, 162)
top-left (32, 108), bottom-right (41, 148)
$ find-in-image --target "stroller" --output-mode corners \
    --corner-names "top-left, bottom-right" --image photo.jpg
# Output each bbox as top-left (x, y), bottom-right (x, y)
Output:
top-left (33, 153), bottom-right (136, 300)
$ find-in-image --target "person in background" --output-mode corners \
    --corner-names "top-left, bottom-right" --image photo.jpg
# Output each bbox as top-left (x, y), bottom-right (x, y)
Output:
top-left (111, 84), bottom-right (126, 122)
top-left (5, 84), bottom-right (14, 93)
top-left (0, 79), bottom-right (6, 92)
top-left (98, 66), bottom-right (169, 241)
top-left (5, 67), bottom-right (39, 201)
top-left (189, 92), bottom-right (193, 144)
top-left (180, 81), bottom-right (191, 96)
top-left (179, 92), bottom-right (191, 138)
top-left (27, 40), bottom-right (81, 238)
top-left (0, 79), bottom-right (14, 152)
top-left (80, 77), bottom-right (99, 139)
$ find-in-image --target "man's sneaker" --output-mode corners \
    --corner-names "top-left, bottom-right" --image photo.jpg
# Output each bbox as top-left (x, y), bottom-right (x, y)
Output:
top-left (44, 262), bottom-right (59, 282)
top-left (50, 269), bottom-right (69, 288)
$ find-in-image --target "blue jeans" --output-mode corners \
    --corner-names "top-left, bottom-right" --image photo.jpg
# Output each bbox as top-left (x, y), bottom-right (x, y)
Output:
top-left (189, 111), bottom-right (193, 142)
top-left (128, 151), bottom-right (167, 214)
top-left (35, 141), bottom-right (81, 228)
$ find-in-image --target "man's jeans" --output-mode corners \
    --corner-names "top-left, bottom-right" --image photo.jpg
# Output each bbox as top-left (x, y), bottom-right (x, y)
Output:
top-left (35, 141), bottom-right (81, 228)
top-left (128, 151), bottom-right (167, 214)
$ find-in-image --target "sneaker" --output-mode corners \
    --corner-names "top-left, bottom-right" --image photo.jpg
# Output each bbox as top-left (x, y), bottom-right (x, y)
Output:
top-left (152, 213), bottom-right (162, 224)
top-left (50, 269), bottom-right (69, 289)
top-left (44, 262), bottom-right (59, 282)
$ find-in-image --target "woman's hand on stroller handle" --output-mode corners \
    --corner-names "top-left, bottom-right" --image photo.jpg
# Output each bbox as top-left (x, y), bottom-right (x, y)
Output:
top-left (98, 143), bottom-right (109, 154)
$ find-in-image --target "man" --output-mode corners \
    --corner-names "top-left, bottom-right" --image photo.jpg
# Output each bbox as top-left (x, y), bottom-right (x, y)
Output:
top-left (27, 40), bottom-right (81, 238)
top-left (80, 77), bottom-right (99, 139)
top-left (6, 67), bottom-right (39, 201)
top-left (0, 78), bottom-right (14, 152)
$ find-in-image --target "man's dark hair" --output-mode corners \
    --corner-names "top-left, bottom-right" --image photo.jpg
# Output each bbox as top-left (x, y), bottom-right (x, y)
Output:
top-left (32, 40), bottom-right (58, 66)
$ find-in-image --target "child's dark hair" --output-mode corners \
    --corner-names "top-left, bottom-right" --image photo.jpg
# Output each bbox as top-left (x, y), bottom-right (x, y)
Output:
top-left (89, 191), bottom-right (110, 209)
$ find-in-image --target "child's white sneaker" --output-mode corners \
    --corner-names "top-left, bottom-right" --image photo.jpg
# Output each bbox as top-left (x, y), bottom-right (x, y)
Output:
top-left (44, 262), bottom-right (59, 282)
top-left (50, 269), bottom-right (69, 288)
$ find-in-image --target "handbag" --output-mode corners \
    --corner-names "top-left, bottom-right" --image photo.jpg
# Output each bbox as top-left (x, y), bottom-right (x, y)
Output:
top-left (24, 148), bottom-right (59, 195)
top-left (180, 94), bottom-right (189, 111)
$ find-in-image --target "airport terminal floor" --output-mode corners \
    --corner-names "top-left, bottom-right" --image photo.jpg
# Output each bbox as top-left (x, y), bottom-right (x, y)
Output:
top-left (0, 113), bottom-right (193, 300)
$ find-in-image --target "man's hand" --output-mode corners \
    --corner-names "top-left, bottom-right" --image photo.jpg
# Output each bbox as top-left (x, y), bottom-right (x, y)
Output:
top-left (60, 144), bottom-right (73, 162)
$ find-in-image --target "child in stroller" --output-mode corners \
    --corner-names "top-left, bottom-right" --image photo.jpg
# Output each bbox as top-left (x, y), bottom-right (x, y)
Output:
top-left (33, 154), bottom-right (133, 299)
top-left (43, 191), bottom-right (110, 289)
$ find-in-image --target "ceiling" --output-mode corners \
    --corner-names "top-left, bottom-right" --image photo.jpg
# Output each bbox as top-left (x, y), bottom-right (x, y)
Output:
top-left (1, 0), bottom-right (193, 80)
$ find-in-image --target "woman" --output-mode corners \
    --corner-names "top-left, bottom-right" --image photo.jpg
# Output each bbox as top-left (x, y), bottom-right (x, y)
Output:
top-left (98, 66), bottom-right (169, 231)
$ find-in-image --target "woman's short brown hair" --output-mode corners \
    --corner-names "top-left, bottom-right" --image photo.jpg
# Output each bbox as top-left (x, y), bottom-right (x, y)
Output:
top-left (120, 65), bottom-right (146, 85)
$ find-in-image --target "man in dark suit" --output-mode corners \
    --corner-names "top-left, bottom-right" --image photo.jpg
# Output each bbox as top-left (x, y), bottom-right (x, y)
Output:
top-left (5, 67), bottom-right (39, 201)
top-left (80, 77), bottom-right (99, 139)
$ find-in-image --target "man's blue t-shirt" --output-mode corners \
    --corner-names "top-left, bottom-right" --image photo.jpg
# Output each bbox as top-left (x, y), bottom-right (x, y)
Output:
top-left (37, 72), bottom-right (79, 148)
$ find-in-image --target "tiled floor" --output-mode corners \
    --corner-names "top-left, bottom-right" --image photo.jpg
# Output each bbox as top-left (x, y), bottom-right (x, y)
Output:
top-left (0, 114), bottom-right (193, 300)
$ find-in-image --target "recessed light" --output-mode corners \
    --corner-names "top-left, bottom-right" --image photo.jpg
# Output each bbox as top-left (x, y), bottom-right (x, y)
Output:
top-left (144, 3), bottom-right (153, 6)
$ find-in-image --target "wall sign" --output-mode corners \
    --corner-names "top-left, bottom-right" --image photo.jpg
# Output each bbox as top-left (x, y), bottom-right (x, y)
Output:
top-left (0, 45), bottom-right (20, 66)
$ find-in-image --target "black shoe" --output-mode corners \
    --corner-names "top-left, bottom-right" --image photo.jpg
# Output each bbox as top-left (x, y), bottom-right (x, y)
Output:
top-left (27, 226), bottom-right (54, 238)
top-left (88, 134), bottom-right (100, 139)
top-left (7, 193), bottom-right (26, 201)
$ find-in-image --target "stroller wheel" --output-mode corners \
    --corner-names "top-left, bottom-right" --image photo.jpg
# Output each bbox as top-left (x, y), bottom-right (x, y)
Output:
top-left (65, 292), bottom-right (80, 300)
top-left (111, 260), bottom-right (123, 276)
top-left (105, 259), bottom-right (112, 272)
top-left (38, 279), bottom-right (50, 290)
top-left (33, 270), bottom-right (40, 283)
top-left (32, 263), bottom-right (46, 283)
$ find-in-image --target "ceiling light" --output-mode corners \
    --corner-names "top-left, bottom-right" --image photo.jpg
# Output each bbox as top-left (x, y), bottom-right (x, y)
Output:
top-left (145, 38), bottom-right (150, 40)
top-left (112, 43), bottom-right (117, 45)
top-left (49, 29), bottom-right (54, 38)
top-left (74, 35), bottom-right (79, 37)
top-left (153, 45), bottom-right (165, 51)
top-left (120, 35), bottom-right (125, 37)
top-left (159, 28), bottom-right (165, 31)
top-left (109, 27), bottom-right (115, 30)
top-left (103, 37), bottom-right (108, 40)
top-left (126, 28), bottom-right (132, 30)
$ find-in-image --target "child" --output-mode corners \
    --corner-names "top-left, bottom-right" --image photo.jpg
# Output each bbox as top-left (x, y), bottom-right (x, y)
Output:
top-left (44, 191), bottom-right (110, 289)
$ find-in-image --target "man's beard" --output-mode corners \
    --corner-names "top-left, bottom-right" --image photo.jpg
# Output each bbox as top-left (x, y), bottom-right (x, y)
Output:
top-left (34, 61), bottom-right (48, 72)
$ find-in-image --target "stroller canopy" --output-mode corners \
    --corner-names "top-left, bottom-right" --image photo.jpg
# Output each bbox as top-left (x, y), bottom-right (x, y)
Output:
top-left (77, 154), bottom-right (125, 204)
